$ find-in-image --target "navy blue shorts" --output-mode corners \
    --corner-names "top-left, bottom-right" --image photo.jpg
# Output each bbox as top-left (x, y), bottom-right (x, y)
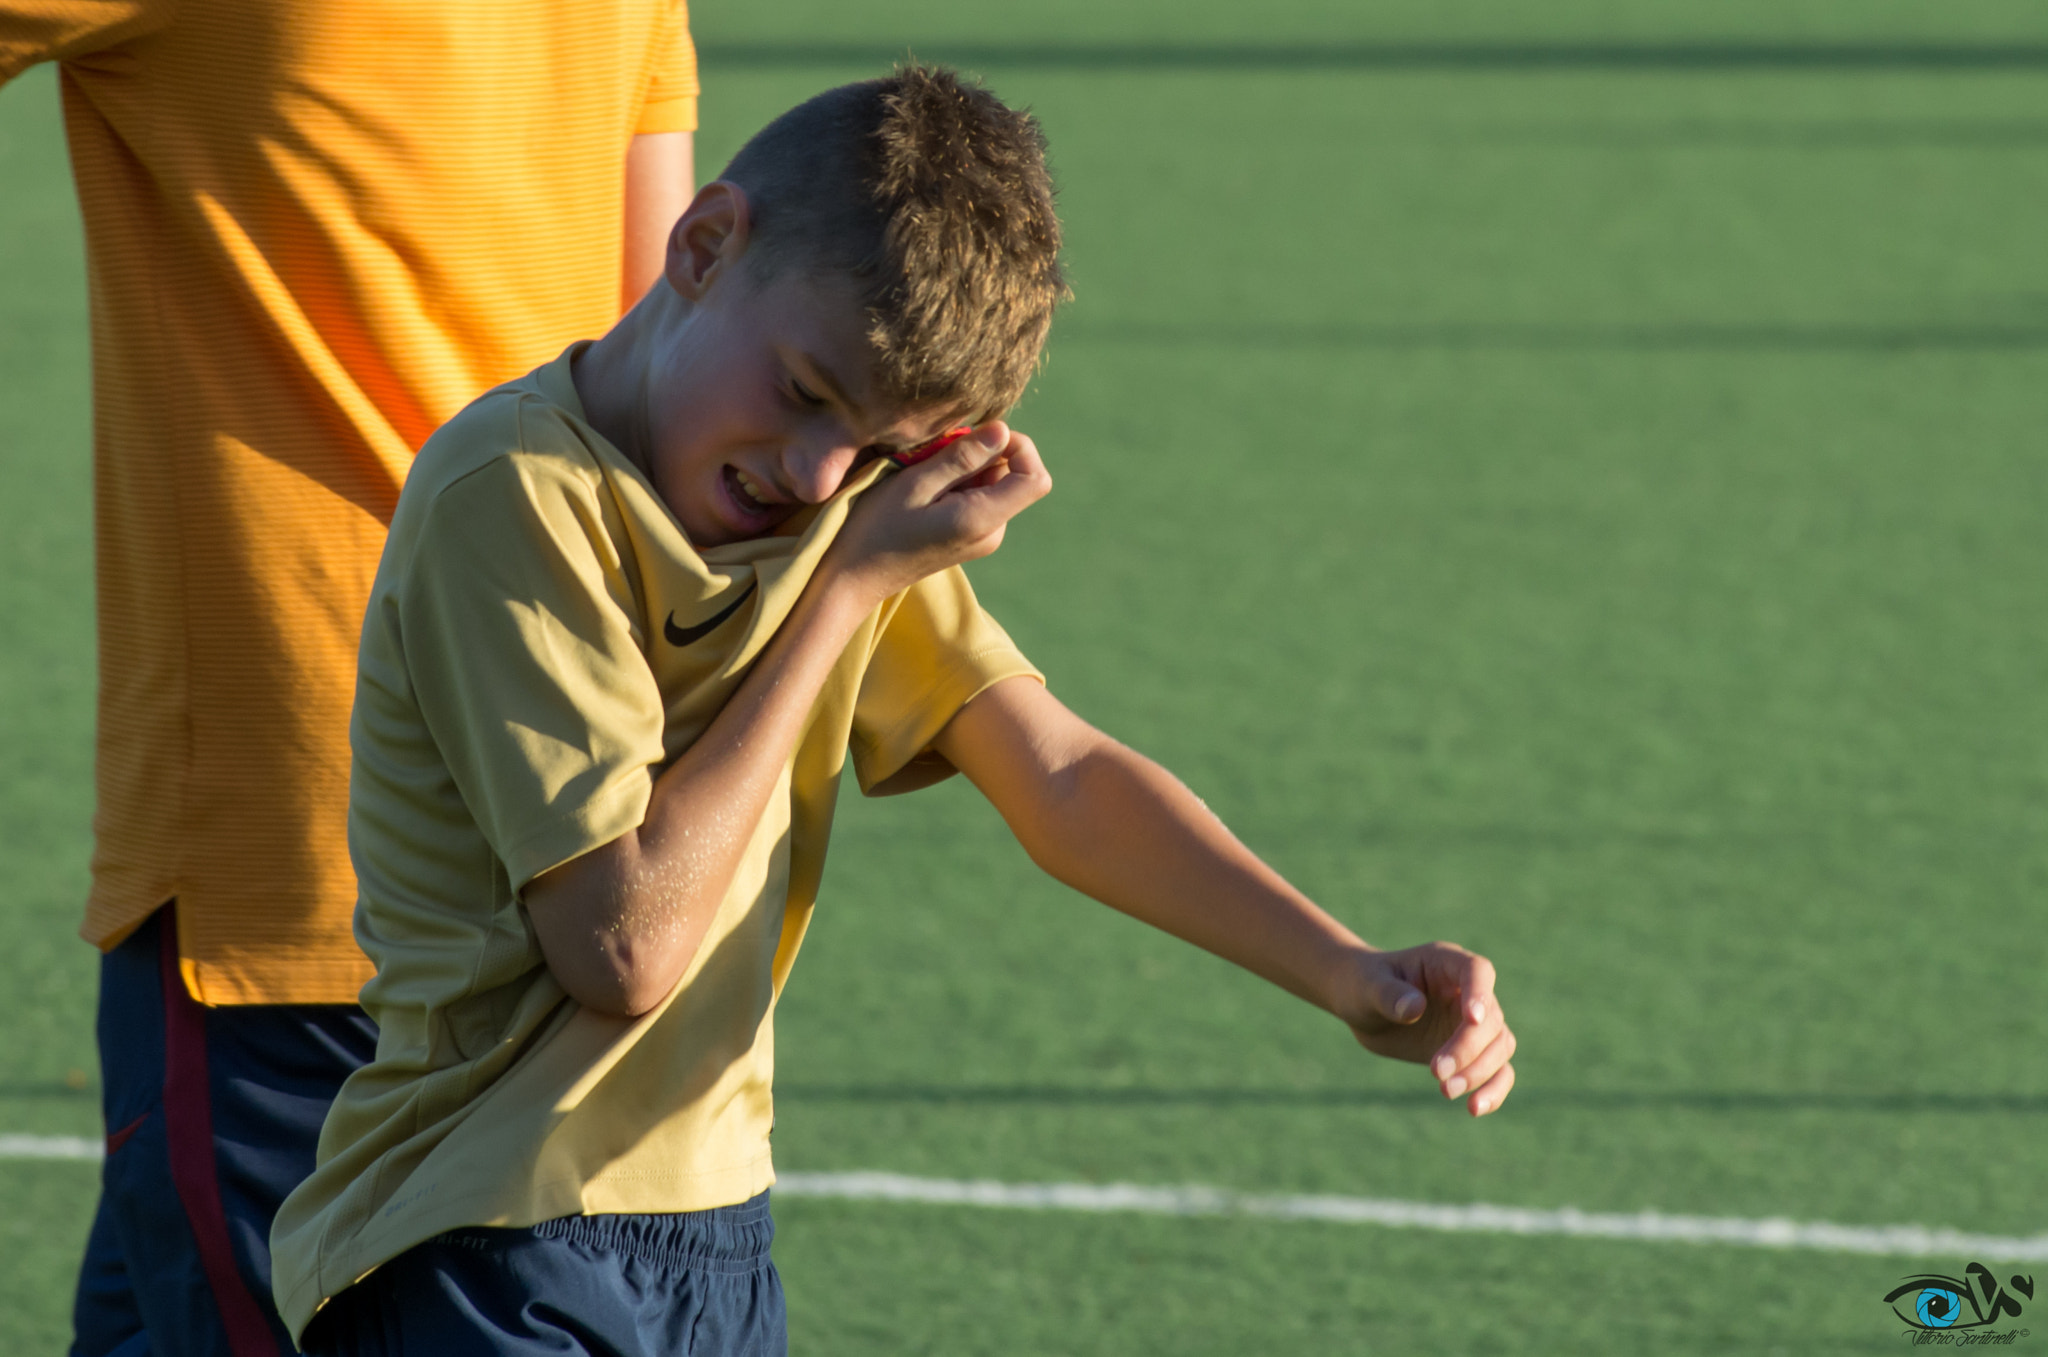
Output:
top-left (71, 904), bottom-right (379, 1357)
top-left (300, 1195), bottom-right (788, 1357)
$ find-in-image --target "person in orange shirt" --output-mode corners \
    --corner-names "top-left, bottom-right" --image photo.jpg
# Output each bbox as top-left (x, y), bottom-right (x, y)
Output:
top-left (0, 2), bottom-right (697, 1351)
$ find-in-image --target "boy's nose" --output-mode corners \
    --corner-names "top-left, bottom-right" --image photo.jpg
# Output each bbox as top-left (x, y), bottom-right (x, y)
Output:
top-left (781, 435), bottom-right (861, 504)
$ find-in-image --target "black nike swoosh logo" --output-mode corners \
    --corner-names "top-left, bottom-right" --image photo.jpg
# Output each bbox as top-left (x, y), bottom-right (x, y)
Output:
top-left (663, 580), bottom-right (758, 647)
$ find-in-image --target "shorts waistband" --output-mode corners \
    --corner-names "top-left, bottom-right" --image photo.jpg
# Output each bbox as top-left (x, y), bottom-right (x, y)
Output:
top-left (439, 1191), bottom-right (775, 1274)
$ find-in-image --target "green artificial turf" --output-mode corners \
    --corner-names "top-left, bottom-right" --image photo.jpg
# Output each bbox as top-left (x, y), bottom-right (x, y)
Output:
top-left (4, 1), bottom-right (2047, 1350)
top-left (771, 1196), bottom-right (1912, 1356)
top-left (0, 67), bottom-right (103, 1118)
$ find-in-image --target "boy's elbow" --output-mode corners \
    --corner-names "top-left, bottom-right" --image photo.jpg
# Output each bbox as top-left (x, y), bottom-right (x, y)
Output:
top-left (1009, 740), bottom-right (1182, 890)
top-left (1010, 748), bottom-right (1114, 881)
top-left (550, 937), bottom-right (680, 1019)
top-left (591, 979), bottom-right (673, 1021)
top-left (528, 839), bottom-right (696, 1019)
top-left (608, 937), bottom-right (692, 1016)
top-left (527, 854), bottom-right (690, 1019)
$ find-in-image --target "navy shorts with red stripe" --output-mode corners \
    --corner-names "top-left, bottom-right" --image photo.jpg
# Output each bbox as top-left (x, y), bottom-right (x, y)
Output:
top-left (71, 904), bottom-right (378, 1357)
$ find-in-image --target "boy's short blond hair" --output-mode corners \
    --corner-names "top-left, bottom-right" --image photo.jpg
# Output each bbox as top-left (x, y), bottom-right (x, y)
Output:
top-left (721, 65), bottom-right (1067, 418)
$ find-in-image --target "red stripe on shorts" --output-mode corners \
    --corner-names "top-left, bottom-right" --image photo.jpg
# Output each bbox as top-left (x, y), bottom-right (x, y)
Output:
top-left (159, 907), bottom-right (282, 1357)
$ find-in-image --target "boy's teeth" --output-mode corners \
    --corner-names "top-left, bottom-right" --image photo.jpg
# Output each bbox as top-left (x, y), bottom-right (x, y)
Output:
top-left (735, 470), bottom-right (768, 508)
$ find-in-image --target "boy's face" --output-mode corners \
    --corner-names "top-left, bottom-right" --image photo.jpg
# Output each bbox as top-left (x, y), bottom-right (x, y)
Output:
top-left (637, 209), bottom-right (966, 548)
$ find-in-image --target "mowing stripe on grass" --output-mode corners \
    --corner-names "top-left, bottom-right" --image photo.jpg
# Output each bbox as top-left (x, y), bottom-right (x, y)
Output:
top-left (4, 1138), bottom-right (2038, 1261)
top-left (775, 1172), bottom-right (2048, 1262)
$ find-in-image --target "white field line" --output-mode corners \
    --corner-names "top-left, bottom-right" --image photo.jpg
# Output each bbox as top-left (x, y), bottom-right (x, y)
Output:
top-left (4, 1137), bottom-right (2039, 1263)
top-left (775, 1172), bottom-right (2048, 1263)
top-left (0, 1133), bottom-right (102, 1160)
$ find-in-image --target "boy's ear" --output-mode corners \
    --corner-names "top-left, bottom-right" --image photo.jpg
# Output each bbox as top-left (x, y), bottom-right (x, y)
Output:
top-left (664, 182), bottom-right (752, 302)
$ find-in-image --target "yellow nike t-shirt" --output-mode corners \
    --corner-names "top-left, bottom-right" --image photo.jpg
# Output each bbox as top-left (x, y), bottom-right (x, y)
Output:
top-left (269, 346), bottom-right (1039, 1338)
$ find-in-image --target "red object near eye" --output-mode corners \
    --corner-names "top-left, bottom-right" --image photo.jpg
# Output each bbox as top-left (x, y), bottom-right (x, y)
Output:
top-left (888, 426), bottom-right (976, 468)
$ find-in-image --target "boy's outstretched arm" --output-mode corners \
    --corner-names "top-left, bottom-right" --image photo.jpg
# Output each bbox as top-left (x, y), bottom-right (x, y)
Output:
top-left (932, 677), bottom-right (1516, 1115)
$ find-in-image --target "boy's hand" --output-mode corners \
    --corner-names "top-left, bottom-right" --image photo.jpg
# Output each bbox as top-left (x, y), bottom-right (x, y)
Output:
top-left (824, 422), bottom-right (1050, 603)
top-left (1346, 943), bottom-right (1516, 1117)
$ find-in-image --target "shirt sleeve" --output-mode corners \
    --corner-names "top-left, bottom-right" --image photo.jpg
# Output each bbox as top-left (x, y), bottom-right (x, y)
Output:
top-left (634, 0), bottom-right (697, 134)
top-left (400, 450), bottom-right (665, 890)
top-left (0, 0), bottom-right (172, 83)
top-left (849, 566), bottom-right (1044, 796)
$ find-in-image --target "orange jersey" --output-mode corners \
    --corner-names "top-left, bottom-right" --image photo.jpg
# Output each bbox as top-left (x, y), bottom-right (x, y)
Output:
top-left (0, 0), bottom-right (697, 1003)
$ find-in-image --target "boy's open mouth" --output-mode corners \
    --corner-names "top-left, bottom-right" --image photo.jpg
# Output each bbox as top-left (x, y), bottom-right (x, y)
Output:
top-left (721, 465), bottom-right (782, 523)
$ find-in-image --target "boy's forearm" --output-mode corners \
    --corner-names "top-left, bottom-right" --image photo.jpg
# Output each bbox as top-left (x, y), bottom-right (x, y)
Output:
top-left (942, 682), bottom-right (1373, 1023)
top-left (525, 569), bottom-right (878, 1015)
top-left (1031, 744), bottom-right (1373, 1020)
top-left (635, 569), bottom-right (872, 871)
